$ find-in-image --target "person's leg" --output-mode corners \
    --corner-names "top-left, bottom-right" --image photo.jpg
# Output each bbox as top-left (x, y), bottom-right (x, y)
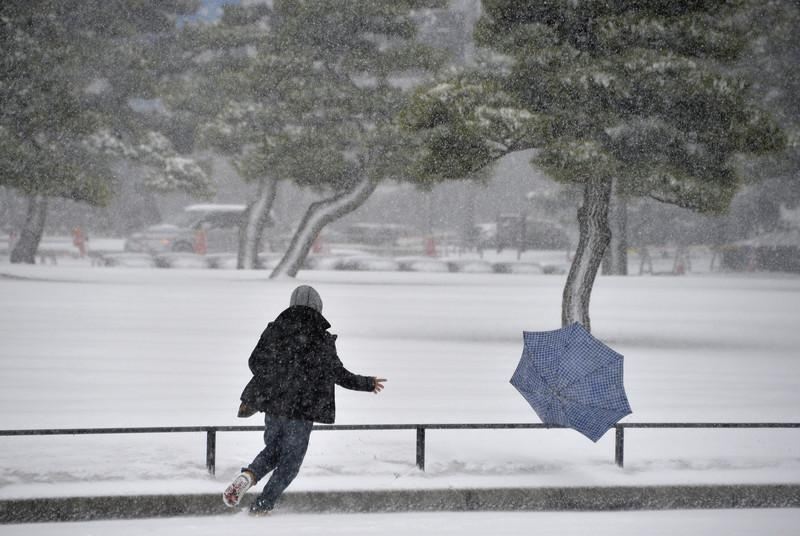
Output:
top-left (250, 418), bottom-right (313, 513)
top-left (223, 413), bottom-right (282, 507)
top-left (246, 414), bottom-right (282, 480)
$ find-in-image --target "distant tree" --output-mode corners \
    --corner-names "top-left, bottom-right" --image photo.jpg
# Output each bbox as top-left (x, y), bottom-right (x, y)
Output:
top-left (727, 0), bottom-right (800, 234)
top-left (404, 0), bottom-right (783, 330)
top-left (164, 1), bottom-right (448, 273)
top-left (262, 1), bottom-right (449, 277)
top-left (162, 2), bottom-right (278, 268)
top-left (0, 1), bottom-right (210, 263)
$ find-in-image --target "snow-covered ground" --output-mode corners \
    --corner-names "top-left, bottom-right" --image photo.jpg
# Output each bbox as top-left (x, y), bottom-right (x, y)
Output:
top-left (4, 510), bottom-right (800, 536)
top-left (0, 261), bottom-right (799, 502)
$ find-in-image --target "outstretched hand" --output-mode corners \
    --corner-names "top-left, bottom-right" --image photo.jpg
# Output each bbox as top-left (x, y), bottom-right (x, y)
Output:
top-left (372, 377), bottom-right (387, 394)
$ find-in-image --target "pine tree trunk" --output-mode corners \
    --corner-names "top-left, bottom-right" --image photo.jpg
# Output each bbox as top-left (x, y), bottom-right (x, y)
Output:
top-left (562, 177), bottom-right (613, 331)
top-left (10, 194), bottom-right (48, 265)
top-left (602, 182), bottom-right (628, 275)
top-left (270, 175), bottom-right (376, 278)
top-left (237, 177), bottom-right (277, 270)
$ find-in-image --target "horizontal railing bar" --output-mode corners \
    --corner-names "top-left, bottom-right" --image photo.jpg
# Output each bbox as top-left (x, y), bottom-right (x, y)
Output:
top-left (0, 427), bottom-right (217, 436)
top-left (619, 423), bottom-right (800, 429)
top-left (2, 423), bottom-right (799, 437)
top-left (315, 423), bottom-right (566, 431)
top-left (0, 424), bottom-right (561, 436)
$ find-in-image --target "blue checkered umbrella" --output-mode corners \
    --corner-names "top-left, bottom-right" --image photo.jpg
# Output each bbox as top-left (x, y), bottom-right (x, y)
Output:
top-left (510, 322), bottom-right (632, 442)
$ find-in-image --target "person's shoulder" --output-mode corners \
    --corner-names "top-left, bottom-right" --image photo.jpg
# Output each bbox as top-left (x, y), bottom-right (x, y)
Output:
top-left (277, 305), bottom-right (318, 320)
top-left (273, 306), bottom-right (332, 332)
top-left (293, 306), bottom-right (332, 328)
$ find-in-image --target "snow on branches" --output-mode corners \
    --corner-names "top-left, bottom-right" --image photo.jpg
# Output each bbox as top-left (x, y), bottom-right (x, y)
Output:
top-left (86, 129), bottom-right (213, 196)
top-left (403, 75), bottom-right (547, 178)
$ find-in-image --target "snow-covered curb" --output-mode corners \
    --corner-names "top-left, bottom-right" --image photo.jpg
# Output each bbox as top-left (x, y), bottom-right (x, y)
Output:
top-left (3, 484), bottom-right (800, 523)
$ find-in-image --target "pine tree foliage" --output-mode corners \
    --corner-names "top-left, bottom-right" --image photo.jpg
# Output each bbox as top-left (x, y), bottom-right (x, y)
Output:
top-left (401, 73), bottom-right (549, 183)
top-left (406, 0), bottom-right (784, 213)
top-left (161, 3), bottom-right (272, 176)
top-left (86, 130), bottom-right (211, 196)
top-left (0, 0), bottom-right (211, 206)
top-left (729, 0), bottom-right (800, 228)
top-left (167, 0), bottom-right (446, 190)
top-left (251, 0), bottom-right (447, 190)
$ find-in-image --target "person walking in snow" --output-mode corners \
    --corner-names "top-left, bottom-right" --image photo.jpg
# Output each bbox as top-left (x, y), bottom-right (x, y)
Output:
top-left (223, 285), bottom-right (386, 515)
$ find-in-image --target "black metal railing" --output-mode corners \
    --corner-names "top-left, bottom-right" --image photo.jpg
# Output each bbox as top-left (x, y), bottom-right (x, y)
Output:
top-left (612, 422), bottom-right (800, 468)
top-left (2, 422), bottom-right (798, 474)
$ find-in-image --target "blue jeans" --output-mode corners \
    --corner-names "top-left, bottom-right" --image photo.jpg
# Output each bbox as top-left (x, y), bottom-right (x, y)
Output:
top-left (246, 414), bottom-right (313, 510)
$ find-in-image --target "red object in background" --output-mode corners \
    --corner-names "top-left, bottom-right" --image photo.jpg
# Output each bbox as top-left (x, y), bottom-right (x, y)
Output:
top-left (193, 229), bottom-right (208, 255)
top-left (312, 236), bottom-right (323, 254)
top-left (424, 236), bottom-right (437, 257)
top-left (71, 227), bottom-right (87, 257)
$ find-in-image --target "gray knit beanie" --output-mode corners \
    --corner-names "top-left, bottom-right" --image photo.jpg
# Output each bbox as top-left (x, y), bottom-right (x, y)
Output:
top-left (289, 285), bottom-right (323, 313)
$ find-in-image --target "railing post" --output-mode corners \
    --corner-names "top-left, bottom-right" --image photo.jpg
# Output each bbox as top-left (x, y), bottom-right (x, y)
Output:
top-left (206, 428), bottom-right (217, 476)
top-left (614, 425), bottom-right (624, 468)
top-left (416, 427), bottom-right (425, 471)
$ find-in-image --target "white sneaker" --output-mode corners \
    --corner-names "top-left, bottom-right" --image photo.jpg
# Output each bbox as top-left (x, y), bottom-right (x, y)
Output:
top-left (222, 471), bottom-right (255, 507)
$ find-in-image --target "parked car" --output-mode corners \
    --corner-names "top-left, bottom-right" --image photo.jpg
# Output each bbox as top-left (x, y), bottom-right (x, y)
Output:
top-left (490, 215), bottom-right (571, 252)
top-left (124, 204), bottom-right (251, 255)
top-left (336, 223), bottom-right (418, 247)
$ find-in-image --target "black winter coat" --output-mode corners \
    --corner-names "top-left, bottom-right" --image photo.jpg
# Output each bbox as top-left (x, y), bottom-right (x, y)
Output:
top-left (239, 305), bottom-right (374, 424)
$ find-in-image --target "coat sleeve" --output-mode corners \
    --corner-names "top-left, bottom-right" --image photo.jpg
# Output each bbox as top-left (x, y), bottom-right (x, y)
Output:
top-left (325, 334), bottom-right (374, 392)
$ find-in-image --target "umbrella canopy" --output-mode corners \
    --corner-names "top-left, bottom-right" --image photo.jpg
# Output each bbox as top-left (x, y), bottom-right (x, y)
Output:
top-left (510, 322), bottom-right (632, 442)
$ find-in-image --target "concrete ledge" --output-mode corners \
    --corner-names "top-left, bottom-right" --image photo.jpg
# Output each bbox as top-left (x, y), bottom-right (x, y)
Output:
top-left (2, 484), bottom-right (799, 524)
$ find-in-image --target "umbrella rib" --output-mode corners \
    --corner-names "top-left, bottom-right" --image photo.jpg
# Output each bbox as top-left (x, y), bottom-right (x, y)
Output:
top-left (552, 389), bottom-right (629, 413)
top-left (556, 356), bottom-right (622, 393)
top-left (556, 394), bottom-right (631, 418)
